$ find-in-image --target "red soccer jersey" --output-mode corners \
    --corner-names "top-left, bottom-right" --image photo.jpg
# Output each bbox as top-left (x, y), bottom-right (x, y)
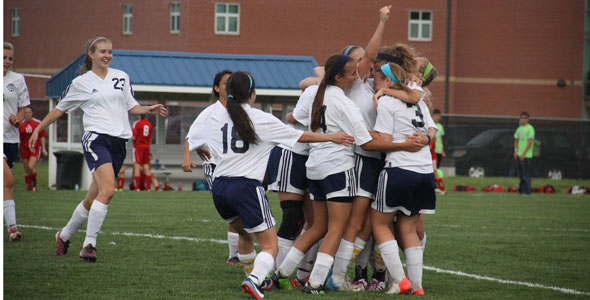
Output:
top-left (19, 118), bottom-right (46, 148)
top-left (133, 118), bottom-right (153, 148)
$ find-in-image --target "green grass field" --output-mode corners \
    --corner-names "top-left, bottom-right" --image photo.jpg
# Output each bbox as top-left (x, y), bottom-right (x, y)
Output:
top-left (4, 162), bottom-right (590, 299)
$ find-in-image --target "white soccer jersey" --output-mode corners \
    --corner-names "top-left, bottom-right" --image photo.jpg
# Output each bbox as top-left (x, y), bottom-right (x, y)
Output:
top-left (56, 68), bottom-right (139, 139)
top-left (186, 100), bottom-right (227, 166)
top-left (3, 71), bottom-right (31, 143)
top-left (345, 78), bottom-right (381, 159)
top-left (187, 103), bottom-right (304, 182)
top-left (303, 85), bottom-right (374, 180)
top-left (279, 85), bottom-right (318, 156)
top-left (374, 94), bottom-right (437, 174)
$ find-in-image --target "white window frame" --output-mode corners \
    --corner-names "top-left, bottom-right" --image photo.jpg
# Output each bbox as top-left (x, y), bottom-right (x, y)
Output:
top-left (215, 2), bottom-right (240, 35)
top-left (122, 4), bottom-right (133, 35)
top-left (170, 2), bottom-right (180, 34)
top-left (408, 10), bottom-right (432, 42)
top-left (12, 8), bottom-right (20, 37)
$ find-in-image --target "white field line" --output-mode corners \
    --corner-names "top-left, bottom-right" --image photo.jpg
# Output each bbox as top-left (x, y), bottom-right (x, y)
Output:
top-left (21, 224), bottom-right (589, 296)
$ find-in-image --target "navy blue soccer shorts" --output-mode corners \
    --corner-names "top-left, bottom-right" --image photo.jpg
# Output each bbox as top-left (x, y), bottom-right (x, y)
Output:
top-left (266, 146), bottom-right (308, 194)
top-left (3, 143), bottom-right (19, 169)
top-left (82, 132), bottom-right (127, 177)
top-left (212, 176), bottom-right (276, 233)
top-left (308, 168), bottom-right (356, 202)
top-left (372, 167), bottom-right (436, 216)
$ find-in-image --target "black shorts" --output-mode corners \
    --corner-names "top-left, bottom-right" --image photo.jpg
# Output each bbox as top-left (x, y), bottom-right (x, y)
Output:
top-left (3, 143), bottom-right (19, 169)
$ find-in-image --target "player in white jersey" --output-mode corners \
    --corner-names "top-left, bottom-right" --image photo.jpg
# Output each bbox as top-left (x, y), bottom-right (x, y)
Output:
top-left (372, 62), bottom-right (437, 295)
top-left (181, 70), bottom-right (244, 265)
top-left (3, 42), bottom-right (29, 242)
top-left (186, 71), bottom-right (354, 299)
top-left (274, 54), bottom-right (425, 295)
top-left (29, 37), bottom-right (168, 262)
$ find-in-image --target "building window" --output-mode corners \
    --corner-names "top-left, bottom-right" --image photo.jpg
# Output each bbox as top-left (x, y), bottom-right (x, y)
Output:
top-left (11, 8), bottom-right (20, 37)
top-left (215, 3), bottom-right (240, 35)
top-left (170, 2), bottom-right (180, 33)
top-left (123, 4), bottom-right (133, 35)
top-left (408, 10), bottom-right (432, 41)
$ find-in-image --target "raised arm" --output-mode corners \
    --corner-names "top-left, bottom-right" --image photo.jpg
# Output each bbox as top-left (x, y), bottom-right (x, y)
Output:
top-left (358, 5), bottom-right (391, 80)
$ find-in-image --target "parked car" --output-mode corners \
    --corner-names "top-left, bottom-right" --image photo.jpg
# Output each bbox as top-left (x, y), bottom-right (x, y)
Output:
top-left (452, 129), bottom-right (587, 178)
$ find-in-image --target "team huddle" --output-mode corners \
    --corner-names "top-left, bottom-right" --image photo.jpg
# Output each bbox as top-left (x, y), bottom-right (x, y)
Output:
top-left (3, 5), bottom-right (445, 299)
top-left (183, 6), bottom-right (444, 299)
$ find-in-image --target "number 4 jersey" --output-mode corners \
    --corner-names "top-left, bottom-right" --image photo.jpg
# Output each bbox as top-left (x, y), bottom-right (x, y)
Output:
top-left (186, 103), bottom-right (303, 182)
top-left (56, 68), bottom-right (139, 139)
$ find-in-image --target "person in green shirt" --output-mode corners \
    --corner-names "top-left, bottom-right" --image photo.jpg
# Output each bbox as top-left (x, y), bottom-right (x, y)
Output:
top-left (513, 112), bottom-right (535, 194)
top-left (432, 109), bottom-right (445, 168)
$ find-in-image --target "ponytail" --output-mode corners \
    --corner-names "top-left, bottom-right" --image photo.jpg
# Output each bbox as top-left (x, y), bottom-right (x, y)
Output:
top-left (225, 71), bottom-right (259, 144)
top-left (310, 54), bottom-right (352, 132)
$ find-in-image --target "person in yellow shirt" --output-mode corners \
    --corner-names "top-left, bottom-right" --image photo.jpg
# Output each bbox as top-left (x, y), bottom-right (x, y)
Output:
top-left (513, 112), bottom-right (535, 194)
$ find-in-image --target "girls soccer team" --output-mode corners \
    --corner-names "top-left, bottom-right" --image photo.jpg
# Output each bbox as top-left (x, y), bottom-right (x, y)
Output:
top-left (7, 4), bottom-right (442, 299)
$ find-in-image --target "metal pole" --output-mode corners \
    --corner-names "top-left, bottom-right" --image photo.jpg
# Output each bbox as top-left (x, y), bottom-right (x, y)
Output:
top-left (444, 0), bottom-right (452, 114)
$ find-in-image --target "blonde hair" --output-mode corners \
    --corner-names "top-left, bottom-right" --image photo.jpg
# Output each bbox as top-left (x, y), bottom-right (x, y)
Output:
top-left (79, 37), bottom-right (112, 74)
top-left (378, 44), bottom-right (418, 74)
top-left (376, 63), bottom-right (413, 94)
top-left (4, 42), bottom-right (14, 51)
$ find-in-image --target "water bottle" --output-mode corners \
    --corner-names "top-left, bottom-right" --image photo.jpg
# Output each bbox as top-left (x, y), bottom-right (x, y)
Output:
top-left (74, 184), bottom-right (80, 191)
top-left (178, 182), bottom-right (183, 191)
top-left (155, 159), bottom-right (160, 170)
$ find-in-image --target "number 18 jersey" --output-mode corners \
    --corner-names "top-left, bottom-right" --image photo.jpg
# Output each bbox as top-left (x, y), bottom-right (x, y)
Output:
top-left (187, 103), bottom-right (303, 182)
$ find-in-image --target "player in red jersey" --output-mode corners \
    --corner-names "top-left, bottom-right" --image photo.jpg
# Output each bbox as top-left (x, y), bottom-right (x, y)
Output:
top-left (19, 107), bottom-right (47, 191)
top-left (132, 115), bottom-right (153, 191)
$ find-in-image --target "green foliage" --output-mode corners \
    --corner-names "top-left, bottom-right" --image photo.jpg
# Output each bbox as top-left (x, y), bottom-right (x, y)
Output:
top-left (4, 162), bottom-right (590, 299)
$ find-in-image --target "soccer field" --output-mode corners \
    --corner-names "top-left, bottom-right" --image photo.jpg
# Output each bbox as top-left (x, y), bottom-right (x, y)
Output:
top-left (4, 162), bottom-right (590, 299)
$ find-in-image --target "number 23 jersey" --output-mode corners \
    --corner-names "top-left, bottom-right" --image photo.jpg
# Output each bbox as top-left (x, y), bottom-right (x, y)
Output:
top-left (186, 103), bottom-right (303, 182)
top-left (56, 68), bottom-right (139, 139)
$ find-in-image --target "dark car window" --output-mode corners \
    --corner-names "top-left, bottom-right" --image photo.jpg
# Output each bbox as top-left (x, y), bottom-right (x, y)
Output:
top-left (467, 130), bottom-right (504, 146)
top-left (550, 133), bottom-right (572, 148)
top-left (498, 133), bottom-right (514, 148)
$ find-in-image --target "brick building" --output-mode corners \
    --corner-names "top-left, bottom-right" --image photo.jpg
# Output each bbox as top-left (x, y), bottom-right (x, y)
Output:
top-left (4, 0), bottom-right (588, 118)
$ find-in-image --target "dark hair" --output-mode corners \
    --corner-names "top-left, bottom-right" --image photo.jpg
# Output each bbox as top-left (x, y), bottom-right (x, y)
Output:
top-left (212, 70), bottom-right (233, 99)
top-left (520, 111), bottom-right (530, 118)
top-left (80, 37), bottom-right (111, 74)
top-left (433, 109), bottom-right (441, 115)
top-left (310, 54), bottom-right (353, 132)
top-left (225, 71), bottom-right (259, 144)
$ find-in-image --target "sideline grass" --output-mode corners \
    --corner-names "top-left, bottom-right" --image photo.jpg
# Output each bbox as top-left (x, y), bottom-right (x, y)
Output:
top-left (4, 162), bottom-right (590, 299)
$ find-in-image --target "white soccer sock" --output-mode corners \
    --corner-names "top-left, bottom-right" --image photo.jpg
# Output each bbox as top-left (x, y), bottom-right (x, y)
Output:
top-left (227, 231), bottom-right (239, 258)
top-left (404, 246), bottom-right (423, 291)
top-left (276, 236), bottom-right (294, 268)
top-left (3, 200), bottom-right (17, 231)
top-left (296, 238), bottom-right (321, 280)
top-left (278, 246), bottom-right (304, 278)
top-left (356, 236), bottom-right (372, 269)
top-left (248, 251), bottom-right (275, 286)
top-left (239, 250), bottom-right (257, 277)
top-left (308, 252), bottom-right (334, 288)
top-left (332, 239), bottom-right (354, 286)
top-left (420, 232), bottom-right (427, 250)
top-left (379, 240), bottom-right (406, 283)
top-left (61, 200), bottom-right (89, 241)
top-left (351, 237), bottom-right (367, 263)
top-left (373, 247), bottom-right (387, 273)
top-left (82, 201), bottom-right (108, 248)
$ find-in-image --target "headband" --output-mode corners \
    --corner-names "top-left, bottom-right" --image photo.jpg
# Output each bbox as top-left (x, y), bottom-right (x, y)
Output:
top-left (422, 62), bottom-right (434, 80)
top-left (247, 74), bottom-right (253, 91)
top-left (330, 55), bottom-right (351, 78)
top-left (380, 64), bottom-right (399, 83)
top-left (376, 53), bottom-right (402, 65)
top-left (342, 45), bottom-right (356, 56)
top-left (88, 37), bottom-right (108, 50)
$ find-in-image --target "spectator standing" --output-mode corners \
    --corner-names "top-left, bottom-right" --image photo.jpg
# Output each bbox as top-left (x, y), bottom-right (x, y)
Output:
top-left (432, 109), bottom-right (445, 169)
top-left (513, 112), bottom-right (534, 194)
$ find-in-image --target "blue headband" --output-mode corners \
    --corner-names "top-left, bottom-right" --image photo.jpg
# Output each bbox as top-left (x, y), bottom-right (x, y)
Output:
top-left (330, 55), bottom-right (351, 79)
top-left (377, 53), bottom-right (402, 65)
top-left (247, 74), bottom-right (253, 91)
top-left (227, 95), bottom-right (234, 99)
top-left (380, 64), bottom-right (399, 83)
top-left (342, 45), bottom-right (356, 56)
